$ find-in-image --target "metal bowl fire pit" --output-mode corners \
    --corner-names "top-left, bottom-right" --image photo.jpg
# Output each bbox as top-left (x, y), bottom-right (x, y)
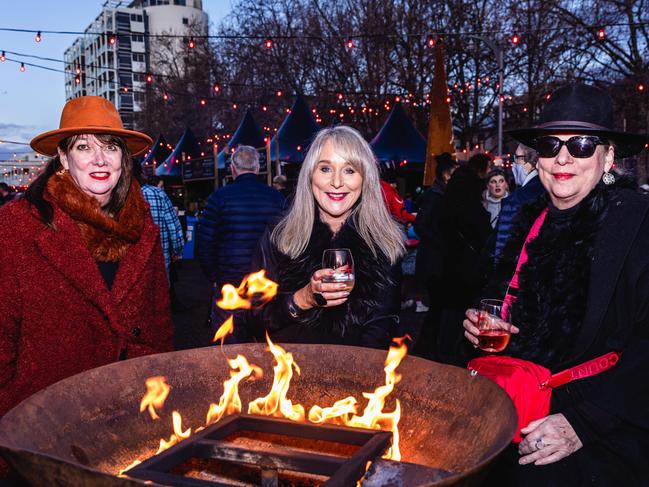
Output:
top-left (0, 344), bottom-right (516, 486)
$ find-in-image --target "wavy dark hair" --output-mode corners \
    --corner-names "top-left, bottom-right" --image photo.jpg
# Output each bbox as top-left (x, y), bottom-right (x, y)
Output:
top-left (25, 134), bottom-right (132, 226)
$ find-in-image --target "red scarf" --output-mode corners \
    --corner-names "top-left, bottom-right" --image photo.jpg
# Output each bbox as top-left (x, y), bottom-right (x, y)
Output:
top-left (46, 171), bottom-right (146, 262)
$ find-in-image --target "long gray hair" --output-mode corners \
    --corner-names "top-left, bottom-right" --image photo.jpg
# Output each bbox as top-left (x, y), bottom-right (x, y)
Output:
top-left (271, 125), bottom-right (405, 264)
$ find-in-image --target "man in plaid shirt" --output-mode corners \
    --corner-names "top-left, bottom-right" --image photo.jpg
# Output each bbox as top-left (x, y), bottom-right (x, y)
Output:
top-left (141, 177), bottom-right (185, 277)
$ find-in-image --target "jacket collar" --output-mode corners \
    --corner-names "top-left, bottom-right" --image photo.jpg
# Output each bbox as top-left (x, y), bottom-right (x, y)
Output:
top-left (33, 201), bottom-right (158, 312)
top-left (233, 172), bottom-right (259, 183)
top-left (574, 190), bottom-right (649, 356)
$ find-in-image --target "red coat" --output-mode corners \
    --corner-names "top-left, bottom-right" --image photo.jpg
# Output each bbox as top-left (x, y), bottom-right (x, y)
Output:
top-left (0, 198), bottom-right (173, 416)
top-left (380, 180), bottom-right (416, 223)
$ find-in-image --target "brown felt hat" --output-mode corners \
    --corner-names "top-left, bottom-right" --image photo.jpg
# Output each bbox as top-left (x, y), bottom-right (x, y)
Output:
top-left (30, 96), bottom-right (152, 157)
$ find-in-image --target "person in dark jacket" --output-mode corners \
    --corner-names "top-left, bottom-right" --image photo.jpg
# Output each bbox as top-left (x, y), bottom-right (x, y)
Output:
top-left (492, 144), bottom-right (545, 265)
top-left (250, 125), bottom-right (405, 349)
top-left (436, 154), bottom-right (492, 364)
top-left (196, 145), bottom-right (285, 333)
top-left (463, 83), bottom-right (649, 485)
top-left (0, 182), bottom-right (14, 206)
top-left (411, 153), bottom-right (457, 358)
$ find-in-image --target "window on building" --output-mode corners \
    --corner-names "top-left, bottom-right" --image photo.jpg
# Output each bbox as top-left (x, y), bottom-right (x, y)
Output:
top-left (130, 14), bottom-right (143, 22)
top-left (134, 92), bottom-right (145, 103)
top-left (182, 17), bottom-right (188, 25)
top-left (175, 0), bottom-right (187, 5)
top-left (131, 34), bottom-right (144, 43)
top-left (132, 53), bottom-right (145, 63)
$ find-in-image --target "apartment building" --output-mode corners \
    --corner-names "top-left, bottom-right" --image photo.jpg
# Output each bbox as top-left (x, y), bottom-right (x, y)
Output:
top-left (64, 0), bottom-right (207, 129)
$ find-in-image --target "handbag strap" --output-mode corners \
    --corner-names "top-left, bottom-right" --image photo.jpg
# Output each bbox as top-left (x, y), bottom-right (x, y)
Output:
top-left (502, 208), bottom-right (549, 318)
top-left (541, 351), bottom-right (620, 389)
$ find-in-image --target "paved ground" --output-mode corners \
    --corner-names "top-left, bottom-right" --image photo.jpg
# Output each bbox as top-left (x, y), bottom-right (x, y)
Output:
top-left (171, 259), bottom-right (426, 351)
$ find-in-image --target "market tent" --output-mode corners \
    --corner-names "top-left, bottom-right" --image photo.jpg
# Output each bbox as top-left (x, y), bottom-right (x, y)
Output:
top-left (370, 102), bottom-right (427, 165)
top-left (269, 94), bottom-right (320, 163)
top-left (155, 127), bottom-right (201, 177)
top-left (217, 109), bottom-right (266, 169)
top-left (141, 134), bottom-right (172, 177)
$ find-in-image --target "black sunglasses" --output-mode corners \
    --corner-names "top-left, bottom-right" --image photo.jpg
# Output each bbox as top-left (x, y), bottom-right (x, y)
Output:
top-left (534, 135), bottom-right (608, 158)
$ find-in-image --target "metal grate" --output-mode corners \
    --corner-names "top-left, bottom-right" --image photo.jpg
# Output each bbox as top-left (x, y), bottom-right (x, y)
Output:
top-left (125, 414), bottom-right (392, 487)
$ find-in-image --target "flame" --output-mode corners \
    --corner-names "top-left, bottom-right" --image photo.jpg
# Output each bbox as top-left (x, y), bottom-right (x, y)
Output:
top-left (345, 337), bottom-right (408, 460)
top-left (308, 396), bottom-right (358, 424)
top-left (118, 460), bottom-right (141, 476)
top-left (156, 411), bottom-right (191, 454)
top-left (212, 316), bottom-right (234, 344)
top-left (217, 270), bottom-right (278, 310)
top-left (206, 354), bottom-right (262, 425)
top-left (139, 376), bottom-right (170, 420)
top-left (248, 334), bottom-right (305, 421)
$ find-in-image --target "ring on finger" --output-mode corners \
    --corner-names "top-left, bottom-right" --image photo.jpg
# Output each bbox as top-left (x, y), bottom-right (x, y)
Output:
top-left (535, 437), bottom-right (545, 450)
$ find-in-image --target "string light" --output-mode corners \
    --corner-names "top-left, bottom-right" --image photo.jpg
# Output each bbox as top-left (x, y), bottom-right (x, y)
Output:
top-left (146, 73), bottom-right (153, 83)
top-left (511, 32), bottom-right (520, 45)
top-left (188, 38), bottom-right (195, 49)
top-left (427, 36), bottom-right (436, 47)
top-left (597, 28), bottom-right (606, 41)
top-left (213, 83), bottom-right (220, 93)
top-left (346, 38), bottom-right (354, 49)
top-left (74, 75), bottom-right (80, 84)
top-left (276, 90), bottom-right (282, 96)
top-left (638, 84), bottom-right (645, 92)
top-left (199, 98), bottom-right (206, 106)
top-left (107, 32), bottom-right (117, 45)
top-left (0, 51), bottom-right (5, 62)
top-left (163, 92), bottom-right (169, 101)
top-left (265, 38), bottom-right (273, 49)
top-left (19, 63), bottom-right (25, 72)
top-left (35, 31), bottom-right (41, 43)
top-left (75, 65), bottom-right (81, 75)
top-left (122, 86), bottom-right (129, 92)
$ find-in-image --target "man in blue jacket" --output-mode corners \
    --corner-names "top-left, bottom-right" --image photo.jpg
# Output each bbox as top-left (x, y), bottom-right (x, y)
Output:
top-left (196, 146), bottom-right (285, 335)
top-left (493, 144), bottom-right (545, 265)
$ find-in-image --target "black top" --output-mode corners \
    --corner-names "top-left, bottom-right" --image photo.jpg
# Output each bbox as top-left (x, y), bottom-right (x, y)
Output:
top-left (97, 261), bottom-right (119, 290)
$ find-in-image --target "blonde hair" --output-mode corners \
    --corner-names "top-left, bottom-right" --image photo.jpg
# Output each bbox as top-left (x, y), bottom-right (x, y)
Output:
top-left (271, 125), bottom-right (405, 264)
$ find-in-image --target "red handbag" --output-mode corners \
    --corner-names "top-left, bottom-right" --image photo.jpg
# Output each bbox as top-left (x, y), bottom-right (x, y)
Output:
top-left (468, 352), bottom-right (620, 443)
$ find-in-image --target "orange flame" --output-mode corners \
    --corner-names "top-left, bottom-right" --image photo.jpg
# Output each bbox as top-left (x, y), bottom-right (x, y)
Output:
top-left (308, 396), bottom-right (358, 424)
top-left (212, 316), bottom-right (234, 344)
top-left (206, 354), bottom-right (262, 425)
top-left (217, 270), bottom-right (278, 310)
top-left (139, 376), bottom-right (170, 420)
top-left (156, 411), bottom-right (191, 454)
top-left (248, 334), bottom-right (305, 421)
top-left (118, 460), bottom-right (141, 476)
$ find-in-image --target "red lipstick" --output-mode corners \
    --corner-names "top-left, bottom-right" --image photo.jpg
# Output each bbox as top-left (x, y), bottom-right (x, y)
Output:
top-left (90, 172), bottom-right (110, 181)
top-left (553, 173), bottom-right (574, 181)
top-left (326, 192), bottom-right (348, 201)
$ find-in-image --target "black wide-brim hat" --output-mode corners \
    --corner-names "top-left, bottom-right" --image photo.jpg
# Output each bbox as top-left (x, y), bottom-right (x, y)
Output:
top-left (508, 84), bottom-right (648, 158)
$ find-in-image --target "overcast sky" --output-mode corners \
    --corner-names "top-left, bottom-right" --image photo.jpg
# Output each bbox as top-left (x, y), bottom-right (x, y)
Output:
top-left (0, 0), bottom-right (232, 157)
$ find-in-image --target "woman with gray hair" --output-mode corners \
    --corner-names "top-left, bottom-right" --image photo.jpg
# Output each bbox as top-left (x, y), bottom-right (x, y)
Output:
top-left (250, 125), bottom-right (405, 348)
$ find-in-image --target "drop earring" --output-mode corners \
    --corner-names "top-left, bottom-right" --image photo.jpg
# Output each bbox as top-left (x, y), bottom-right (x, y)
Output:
top-left (602, 171), bottom-right (615, 185)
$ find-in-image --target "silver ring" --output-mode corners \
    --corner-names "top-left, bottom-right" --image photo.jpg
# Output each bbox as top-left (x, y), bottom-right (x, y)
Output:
top-left (535, 437), bottom-right (545, 450)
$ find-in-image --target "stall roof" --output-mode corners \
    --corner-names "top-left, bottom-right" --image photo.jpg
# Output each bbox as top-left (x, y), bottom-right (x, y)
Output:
top-left (269, 94), bottom-right (320, 163)
top-left (217, 109), bottom-right (266, 169)
top-left (370, 102), bottom-right (427, 164)
top-left (156, 127), bottom-right (201, 177)
top-left (142, 134), bottom-right (172, 173)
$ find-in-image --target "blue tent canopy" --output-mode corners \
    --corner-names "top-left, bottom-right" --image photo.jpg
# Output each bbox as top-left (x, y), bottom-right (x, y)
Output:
top-left (370, 102), bottom-right (427, 164)
top-left (156, 127), bottom-right (202, 177)
top-left (269, 94), bottom-right (320, 163)
top-left (217, 109), bottom-right (266, 169)
top-left (141, 134), bottom-right (172, 176)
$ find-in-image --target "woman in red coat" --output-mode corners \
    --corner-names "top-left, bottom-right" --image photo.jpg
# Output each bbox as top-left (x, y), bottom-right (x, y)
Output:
top-left (0, 96), bottom-right (174, 417)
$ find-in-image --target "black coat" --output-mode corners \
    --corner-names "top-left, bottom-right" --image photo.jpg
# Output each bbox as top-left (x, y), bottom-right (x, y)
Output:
top-left (488, 187), bottom-right (649, 486)
top-left (249, 215), bottom-right (402, 349)
top-left (413, 182), bottom-right (445, 284)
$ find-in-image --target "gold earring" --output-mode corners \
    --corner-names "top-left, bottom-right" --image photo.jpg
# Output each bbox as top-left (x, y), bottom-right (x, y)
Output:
top-left (56, 167), bottom-right (67, 176)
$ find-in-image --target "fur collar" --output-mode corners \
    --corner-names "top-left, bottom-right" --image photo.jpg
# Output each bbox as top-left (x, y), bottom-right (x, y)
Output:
top-left (496, 182), bottom-right (613, 366)
top-left (272, 214), bottom-right (397, 338)
top-left (46, 172), bottom-right (146, 262)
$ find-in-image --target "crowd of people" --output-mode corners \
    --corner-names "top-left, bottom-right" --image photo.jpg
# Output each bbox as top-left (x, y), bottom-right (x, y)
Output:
top-left (1, 82), bottom-right (649, 485)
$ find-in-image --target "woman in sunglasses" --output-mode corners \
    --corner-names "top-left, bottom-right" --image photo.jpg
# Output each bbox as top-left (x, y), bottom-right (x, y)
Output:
top-left (463, 83), bottom-right (649, 485)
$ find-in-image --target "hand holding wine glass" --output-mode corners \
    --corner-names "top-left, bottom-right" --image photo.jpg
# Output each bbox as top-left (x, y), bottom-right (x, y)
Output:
top-left (292, 249), bottom-right (354, 311)
top-left (321, 248), bottom-right (355, 292)
top-left (463, 299), bottom-right (520, 352)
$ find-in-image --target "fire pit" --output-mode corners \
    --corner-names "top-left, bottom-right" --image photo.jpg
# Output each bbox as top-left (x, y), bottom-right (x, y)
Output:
top-left (0, 344), bottom-right (516, 486)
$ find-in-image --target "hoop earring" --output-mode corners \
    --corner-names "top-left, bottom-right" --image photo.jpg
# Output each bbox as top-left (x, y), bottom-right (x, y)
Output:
top-left (602, 171), bottom-right (615, 185)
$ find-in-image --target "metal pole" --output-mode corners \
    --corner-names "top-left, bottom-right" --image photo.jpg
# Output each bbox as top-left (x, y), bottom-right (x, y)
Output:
top-left (497, 48), bottom-right (504, 157)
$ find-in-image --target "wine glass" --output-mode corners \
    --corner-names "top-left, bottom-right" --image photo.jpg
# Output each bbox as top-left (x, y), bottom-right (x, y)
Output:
top-left (477, 299), bottom-right (511, 353)
top-left (322, 248), bottom-right (355, 292)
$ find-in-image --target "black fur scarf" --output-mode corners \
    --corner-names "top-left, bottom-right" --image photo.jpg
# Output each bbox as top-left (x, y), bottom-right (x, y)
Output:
top-left (265, 213), bottom-right (400, 340)
top-left (493, 181), bottom-right (621, 367)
